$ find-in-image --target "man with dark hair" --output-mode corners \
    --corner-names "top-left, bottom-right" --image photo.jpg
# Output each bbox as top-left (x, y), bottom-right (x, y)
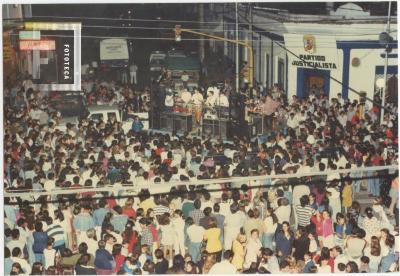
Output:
top-left (182, 191), bottom-right (196, 219)
top-left (259, 247), bottom-right (280, 273)
top-left (6, 228), bottom-right (25, 254)
top-left (94, 240), bottom-right (114, 275)
top-left (199, 207), bottom-right (214, 229)
top-left (303, 251), bottom-right (315, 273)
top-left (111, 205), bottom-right (129, 233)
top-left (186, 217), bottom-right (205, 263)
top-left (139, 218), bottom-right (154, 252)
top-left (11, 247), bottom-right (31, 274)
top-left (154, 248), bottom-right (169, 274)
top-left (208, 250), bottom-right (237, 274)
top-left (5, 247), bottom-right (13, 275)
top-left (189, 199), bottom-right (204, 225)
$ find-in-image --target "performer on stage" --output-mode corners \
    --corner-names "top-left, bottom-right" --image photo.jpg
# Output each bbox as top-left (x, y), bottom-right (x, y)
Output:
top-left (205, 90), bottom-right (217, 108)
top-left (258, 94), bottom-right (280, 130)
top-left (191, 88), bottom-right (204, 126)
top-left (164, 90), bottom-right (174, 112)
top-left (217, 91), bottom-right (229, 108)
top-left (181, 89), bottom-right (192, 107)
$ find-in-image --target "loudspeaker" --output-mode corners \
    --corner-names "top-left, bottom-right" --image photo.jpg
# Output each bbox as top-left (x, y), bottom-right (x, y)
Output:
top-left (172, 113), bottom-right (193, 133)
top-left (202, 119), bottom-right (228, 140)
top-left (229, 94), bottom-right (245, 123)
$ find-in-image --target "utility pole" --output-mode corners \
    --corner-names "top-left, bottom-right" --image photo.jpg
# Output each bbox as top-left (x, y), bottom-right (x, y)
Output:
top-left (380, 1), bottom-right (392, 124)
top-left (199, 4), bottom-right (205, 62)
top-left (249, 3), bottom-right (253, 93)
top-left (235, 3), bottom-right (239, 92)
top-left (174, 25), bottom-right (254, 88)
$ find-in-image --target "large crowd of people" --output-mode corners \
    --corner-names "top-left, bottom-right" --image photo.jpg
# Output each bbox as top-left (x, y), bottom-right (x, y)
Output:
top-left (3, 74), bottom-right (399, 275)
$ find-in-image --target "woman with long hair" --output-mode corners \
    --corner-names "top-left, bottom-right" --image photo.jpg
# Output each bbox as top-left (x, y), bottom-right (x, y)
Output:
top-left (345, 261), bottom-right (359, 273)
top-left (261, 208), bottom-right (278, 250)
top-left (321, 210), bottom-right (334, 249)
top-left (293, 228), bottom-right (310, 262)
top-left (365, 235), bottom-right (382, 273)
top-left (275, 221), bottom-right (294, 258)
top-left (122, 221), bottom-right (138, 254)
top-left (362, 207), bottom-right (380, 241)
top-left (380, 232), bottom-right (396, 272)
top-left (30, 262), bottom-right (44, 275)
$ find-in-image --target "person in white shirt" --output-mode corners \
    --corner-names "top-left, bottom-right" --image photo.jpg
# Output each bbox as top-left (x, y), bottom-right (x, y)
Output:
top-left (164, 92), bottom-right (174, 111)
top-left (130, 63), bottom-right (138, 85)
top-left (217, 92), bottom-right (229, 108)
top-left (191, 88), bottom-right (204, 125)
top-left (224, 202), bottom-right (247, 251)
top-left (11, 247), bottom-right (32, 274)
top-left (274, 198), bottom-right (291, 225)
top-left (205, 91), bottom-right (216, 107)
top-left (244, 229), bottom-right (262, 269)
top-left (208, 250), bottom-right (237, 274)
top-left (6, 229), bottom-right (26, 254)
top-left (43, 240), bottom-right (56, 269)
top-left (171, 210), bottom-right (185, 256)
top-left (186, 217), bottom-right (205, 263)
top-left (180, 89), bottom-right (192, 107)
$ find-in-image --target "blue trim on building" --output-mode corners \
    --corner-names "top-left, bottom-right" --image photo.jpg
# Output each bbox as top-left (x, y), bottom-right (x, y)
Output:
top-left (375, 66), bottom-right (398, 75)
top-left (337, 40), bottom-right (398, 49)
top-left (341, 48), bottom-right (351, 99)
top-left (297, 68), bottom-right (305, 99)
top-left (339, 40), bottom-right (398, 98)
top-left (296, 68), bottom-right (331, 99)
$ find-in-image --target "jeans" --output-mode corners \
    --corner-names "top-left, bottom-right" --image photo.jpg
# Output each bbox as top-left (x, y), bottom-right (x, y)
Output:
top-left (380, 253), bottom-right (396, 272)
top-left (262, 233), bottom-right (275, 250)
top-left (34, 253), bottom-right (45, 265)
top-left (189, 242), bottom-right (202, 263)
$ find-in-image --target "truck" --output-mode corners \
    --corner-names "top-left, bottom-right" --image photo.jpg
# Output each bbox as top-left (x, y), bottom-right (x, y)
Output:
top-left (99, 38), bottom-right (129, 68)
top-left (163, 54), bottom-right (201, 90)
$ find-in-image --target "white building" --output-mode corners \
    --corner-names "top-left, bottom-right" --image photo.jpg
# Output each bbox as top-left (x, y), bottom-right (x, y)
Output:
top-left (213, 3), bottom-right (397, 103)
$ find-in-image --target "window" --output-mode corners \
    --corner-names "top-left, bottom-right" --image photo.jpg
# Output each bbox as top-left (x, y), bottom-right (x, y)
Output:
top-left (89, 113), bottom-right (103, 123)
top-left (265, 53), bottom-right (270, 89)
top-left (278, 58), bottom-right (285, 88)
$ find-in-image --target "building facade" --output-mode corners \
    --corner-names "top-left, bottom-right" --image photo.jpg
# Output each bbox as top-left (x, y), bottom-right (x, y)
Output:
top-left (211, 3), bottom-right (397, 103)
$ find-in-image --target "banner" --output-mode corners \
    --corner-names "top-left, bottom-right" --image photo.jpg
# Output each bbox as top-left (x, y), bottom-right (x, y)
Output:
top-left (22, 22), bottom-right (81, 91)
top-left (284, 34), bottom-right (339, 70)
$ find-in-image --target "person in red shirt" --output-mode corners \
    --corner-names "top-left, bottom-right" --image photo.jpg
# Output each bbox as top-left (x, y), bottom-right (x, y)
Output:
top-left (113, 244), bottom-right (126, 273)
top-left (148, 219), bottom-right (159, 252)
top-left (310, 212), bottom-right (324, 249)
top-left (122, 223), bottom-right (138, 254)
top-left (122, 197), bottom-right (136, 220)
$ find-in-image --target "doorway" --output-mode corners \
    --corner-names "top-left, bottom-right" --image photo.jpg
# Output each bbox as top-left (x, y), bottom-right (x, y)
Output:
top-left (296, 68), bottom-right (330, 99)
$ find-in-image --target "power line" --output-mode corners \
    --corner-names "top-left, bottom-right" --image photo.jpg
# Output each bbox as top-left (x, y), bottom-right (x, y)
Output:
top-left (8, 33), bottom-right (397, 46)
top-left (4, 14), bottom-right (397, 26)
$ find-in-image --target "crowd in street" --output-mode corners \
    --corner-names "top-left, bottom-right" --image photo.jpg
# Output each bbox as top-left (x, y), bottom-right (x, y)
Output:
top-left (3, 75), bottom-right (399, 275)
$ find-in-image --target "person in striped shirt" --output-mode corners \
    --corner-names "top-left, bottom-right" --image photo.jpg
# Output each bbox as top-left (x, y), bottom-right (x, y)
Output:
top-left (295, 195), bottom-right (316, 230)
top-left (45, 217), bottom-right (66, 253)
